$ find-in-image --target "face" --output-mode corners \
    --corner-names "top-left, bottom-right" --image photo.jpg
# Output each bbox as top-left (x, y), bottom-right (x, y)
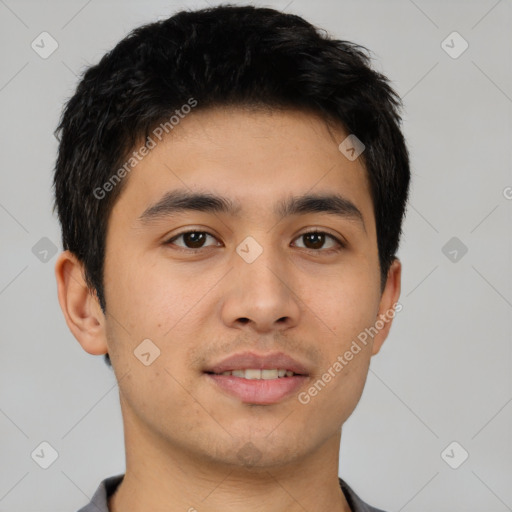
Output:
top-left (82, 107), bottom-right (400, 470)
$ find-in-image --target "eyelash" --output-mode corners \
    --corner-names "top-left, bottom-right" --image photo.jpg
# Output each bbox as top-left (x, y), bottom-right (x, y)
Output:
top-left (164, 229), bottom-right (345, 254)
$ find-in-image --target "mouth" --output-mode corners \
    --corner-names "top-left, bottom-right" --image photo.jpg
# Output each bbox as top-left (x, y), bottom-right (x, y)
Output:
top-left (204, 368), bottom-right (305, 379)
top-left (203, 351), bottom-right (310, 404)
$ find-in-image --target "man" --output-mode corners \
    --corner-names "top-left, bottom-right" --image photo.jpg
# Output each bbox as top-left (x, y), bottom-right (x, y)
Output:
top-left (53, 4), bottom-right (409, 512)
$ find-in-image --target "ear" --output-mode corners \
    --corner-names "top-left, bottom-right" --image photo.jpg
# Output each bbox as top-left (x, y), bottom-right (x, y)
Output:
top-left (54, 250), bottom-right (108, 356)
top-left (371, 258), bottom-right (402, 356)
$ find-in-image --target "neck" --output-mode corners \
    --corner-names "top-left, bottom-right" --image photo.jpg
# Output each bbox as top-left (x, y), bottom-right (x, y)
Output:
top-left (108, 398), bottom-right (352, 512)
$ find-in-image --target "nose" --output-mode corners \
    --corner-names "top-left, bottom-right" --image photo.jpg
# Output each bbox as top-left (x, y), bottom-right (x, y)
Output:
top-left (220, 240), bottom-right (301, 334)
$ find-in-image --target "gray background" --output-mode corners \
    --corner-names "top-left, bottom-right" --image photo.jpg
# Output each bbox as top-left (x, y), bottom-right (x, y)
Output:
top-left (1, 0), bottom-right (511, 510)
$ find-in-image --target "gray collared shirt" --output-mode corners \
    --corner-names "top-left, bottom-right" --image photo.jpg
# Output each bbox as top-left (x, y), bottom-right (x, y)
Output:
top-left (76, 473), bottom-right (387, 512)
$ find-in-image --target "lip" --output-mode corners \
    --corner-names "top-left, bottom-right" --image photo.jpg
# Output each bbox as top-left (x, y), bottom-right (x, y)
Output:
top-left (203, 351), bottom-right (311, 405)
top-left (203, 351), bottom-right (310, 375)
top-left (206, 373), bottom-right (308, 404)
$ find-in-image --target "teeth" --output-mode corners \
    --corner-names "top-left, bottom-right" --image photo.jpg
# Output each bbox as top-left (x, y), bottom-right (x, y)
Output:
top-left (216, 368), bottom-right (298, 379)
top-left (245, 369), bottom-right (262, 380)
top-left (261, 369), bottom-right (278, 379)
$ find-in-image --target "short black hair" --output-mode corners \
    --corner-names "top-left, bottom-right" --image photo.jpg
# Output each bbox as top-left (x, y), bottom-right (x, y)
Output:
top-left (53, 4), bottom-right (410, 368)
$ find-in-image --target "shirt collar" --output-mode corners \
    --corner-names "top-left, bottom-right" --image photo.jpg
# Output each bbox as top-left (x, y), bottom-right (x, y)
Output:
top-left (76, 473), bottom-right (387, 512)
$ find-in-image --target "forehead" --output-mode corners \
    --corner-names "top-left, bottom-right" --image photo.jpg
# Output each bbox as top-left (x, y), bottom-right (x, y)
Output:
top-left (109, 107), bottom-right (374, 231)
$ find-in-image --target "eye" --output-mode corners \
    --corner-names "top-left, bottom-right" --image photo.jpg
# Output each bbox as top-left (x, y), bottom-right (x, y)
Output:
top-left (164, 229), bottom-right (345, 253)
top-left (165, 230), bottom-right (220, 251)
top-left (292, 230), bottom-right (344, 252)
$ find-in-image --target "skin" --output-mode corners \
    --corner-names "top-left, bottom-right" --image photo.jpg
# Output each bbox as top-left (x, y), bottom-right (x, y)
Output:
top-left (55, 106), bottom-right (401, 512)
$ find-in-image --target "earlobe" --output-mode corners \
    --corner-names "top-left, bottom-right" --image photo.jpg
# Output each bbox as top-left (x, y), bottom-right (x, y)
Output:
top-left (371, 258), bottom-right (402, 356)
top-left (54, 250), bottom-right (108, 356)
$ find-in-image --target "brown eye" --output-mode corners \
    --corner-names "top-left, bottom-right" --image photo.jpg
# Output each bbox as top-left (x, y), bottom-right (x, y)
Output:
top-left (183, 232), bottom-right (207, 248)
top-left (166, 231), bottom-right (219, 250)
top-left (293, 231), bottom-right (343, 252)
top-left (303, 232), bottom-right (325, 250)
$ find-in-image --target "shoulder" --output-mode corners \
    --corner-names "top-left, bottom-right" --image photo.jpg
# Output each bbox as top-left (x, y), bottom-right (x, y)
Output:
top-left (75, 474), bottom-right (124, 512)
top-left (339, 477), bottom-right (388, 512)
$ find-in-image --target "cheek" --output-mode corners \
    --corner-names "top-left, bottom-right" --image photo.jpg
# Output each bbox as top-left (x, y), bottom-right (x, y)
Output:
top-left (298, 277), bottom-right (379, 416)
top-left (105, 253), bottom-right (190, 331)
top-left (106, 262), bottom-right (219, 376)
top-left (296, 342), bottom-right (372, 434)
top-left (300, 264), bottom-right (380, 343)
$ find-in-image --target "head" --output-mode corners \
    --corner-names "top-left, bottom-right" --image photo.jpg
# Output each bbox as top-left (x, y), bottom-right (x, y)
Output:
top-left (54, 4), bottom-right (409, 470)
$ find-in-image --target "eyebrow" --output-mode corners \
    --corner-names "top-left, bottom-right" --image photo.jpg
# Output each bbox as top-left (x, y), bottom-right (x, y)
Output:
top-left (137, 189), bottom-right (366, 232)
